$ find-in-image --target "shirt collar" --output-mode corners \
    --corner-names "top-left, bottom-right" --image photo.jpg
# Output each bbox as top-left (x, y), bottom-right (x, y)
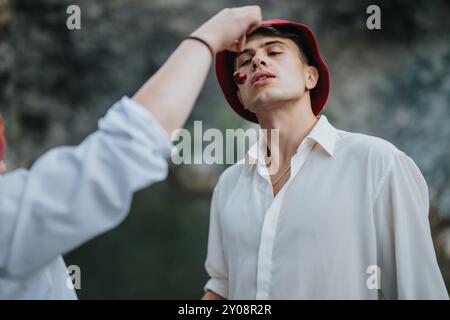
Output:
top-left (244, 115), bottom-right (337, 172)
top-left (307, 115), bottom-right (337, 157)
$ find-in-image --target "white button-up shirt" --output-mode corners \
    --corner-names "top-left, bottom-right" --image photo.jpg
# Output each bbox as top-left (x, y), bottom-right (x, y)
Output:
top-left (204, 115), bottom-right (449, 300)
top-left (0, 97), bottom-right (172, 299)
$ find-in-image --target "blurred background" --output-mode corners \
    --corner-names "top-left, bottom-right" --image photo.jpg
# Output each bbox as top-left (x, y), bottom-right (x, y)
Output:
top-left (0, 0), bottom-right (449, 299)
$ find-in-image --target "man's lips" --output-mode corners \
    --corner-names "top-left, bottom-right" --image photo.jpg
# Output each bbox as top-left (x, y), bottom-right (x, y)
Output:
top-left (252, 77), bottom-right (275, 88)
top-left (251, 71), bottom-right (276, 87)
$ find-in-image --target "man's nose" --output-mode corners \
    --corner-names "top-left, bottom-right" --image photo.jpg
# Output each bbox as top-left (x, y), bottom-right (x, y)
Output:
top-left (252, 56), bottom-right (267, 70)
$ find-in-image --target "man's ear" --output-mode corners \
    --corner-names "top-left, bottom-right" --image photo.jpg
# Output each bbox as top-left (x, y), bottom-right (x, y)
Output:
top-left (305, 66), bottom-right (319, 90)
top-left (237, 90), bottom-right (247, 109)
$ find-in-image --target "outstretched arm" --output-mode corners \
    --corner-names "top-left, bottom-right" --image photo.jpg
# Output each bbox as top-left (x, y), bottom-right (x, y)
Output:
top-left (0, 6), bottom-right (262, 278)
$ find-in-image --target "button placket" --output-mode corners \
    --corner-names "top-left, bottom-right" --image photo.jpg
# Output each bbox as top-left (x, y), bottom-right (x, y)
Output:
top-left (255, 139), bottom-right (317, 299)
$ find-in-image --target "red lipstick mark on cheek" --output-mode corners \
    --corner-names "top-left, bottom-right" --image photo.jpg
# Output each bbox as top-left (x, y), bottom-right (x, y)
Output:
top-left (233, 71), bottom-right (247, 85)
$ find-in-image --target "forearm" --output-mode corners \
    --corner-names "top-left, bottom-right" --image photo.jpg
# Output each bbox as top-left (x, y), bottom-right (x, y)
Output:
top-left (132, 39), bottom-right (212, 136)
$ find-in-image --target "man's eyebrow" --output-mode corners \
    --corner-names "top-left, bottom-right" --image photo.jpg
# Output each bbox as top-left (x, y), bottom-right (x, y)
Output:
top-left (236, 40), bottom-right (287, 59)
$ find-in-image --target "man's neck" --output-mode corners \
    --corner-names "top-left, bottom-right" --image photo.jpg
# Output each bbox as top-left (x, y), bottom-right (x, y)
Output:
top-left (256, 97), bottom-right (319, 169)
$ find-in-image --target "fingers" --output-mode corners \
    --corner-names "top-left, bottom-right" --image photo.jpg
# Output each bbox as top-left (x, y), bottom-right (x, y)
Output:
top-left (232, 5), bottom-right (262, 29)
top-left (230, 33), bottom-right (247, 53)
top-left (242, 5), bottom-right (263, 28)
top-left (231, 6), bottom-right (262, 52)
top-left (246, 22), bottom-right (261, 35)
top-left (237, 33), bottom-right (246, 51)
top-left (209, 6), bottom-right (262, 53)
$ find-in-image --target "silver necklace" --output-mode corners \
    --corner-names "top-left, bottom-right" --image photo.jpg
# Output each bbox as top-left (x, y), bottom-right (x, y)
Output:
top-left (271, 163), bottom-right (291, 186)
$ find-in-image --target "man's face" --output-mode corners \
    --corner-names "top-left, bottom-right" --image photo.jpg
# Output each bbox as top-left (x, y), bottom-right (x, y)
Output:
top-left (234, 35), bottom-right (318, 115)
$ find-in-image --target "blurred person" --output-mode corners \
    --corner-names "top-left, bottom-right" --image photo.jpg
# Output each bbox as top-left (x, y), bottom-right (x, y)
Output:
top-left (202, 20), bottom-right (449, 300)
top-left (0, 6), bottom-right (262, 299)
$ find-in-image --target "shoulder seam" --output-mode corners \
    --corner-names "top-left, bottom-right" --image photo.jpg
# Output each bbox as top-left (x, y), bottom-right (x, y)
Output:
top-left (371, 151), bottom-right (404, 204)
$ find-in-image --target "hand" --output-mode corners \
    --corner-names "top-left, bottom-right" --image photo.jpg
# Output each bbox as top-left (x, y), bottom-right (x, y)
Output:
top-left (191, 6), bottom-right (263, 54)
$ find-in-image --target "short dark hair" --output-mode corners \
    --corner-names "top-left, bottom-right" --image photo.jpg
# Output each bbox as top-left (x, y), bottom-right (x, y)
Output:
top-left (233, 25), bottom-right (311, 71)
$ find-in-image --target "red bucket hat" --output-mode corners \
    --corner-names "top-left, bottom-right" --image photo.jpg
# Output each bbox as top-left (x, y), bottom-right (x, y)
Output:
top-left (215, 19), bottom-right (330, 123)
top-left (0, 114), bottom-right (6, 161)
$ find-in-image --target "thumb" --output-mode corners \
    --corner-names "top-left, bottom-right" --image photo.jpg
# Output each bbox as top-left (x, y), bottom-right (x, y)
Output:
top-left (237, 33), bottom-right (247, 52)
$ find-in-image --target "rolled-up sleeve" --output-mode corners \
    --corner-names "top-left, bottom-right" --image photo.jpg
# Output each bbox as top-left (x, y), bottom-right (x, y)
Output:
top-left (373, 151), bottom-right (449, 299)
top-left (204, 184), bottom-right (229, 299)
top-left (0, 96), bottom-right (173, 278)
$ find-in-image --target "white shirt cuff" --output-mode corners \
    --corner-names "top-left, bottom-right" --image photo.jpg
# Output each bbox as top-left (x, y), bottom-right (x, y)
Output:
top-left (204, 277), bottom-right (228, 299)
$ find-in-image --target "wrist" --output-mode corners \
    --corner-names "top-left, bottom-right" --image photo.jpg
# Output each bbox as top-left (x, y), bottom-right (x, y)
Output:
top-left (190, 29), bottom-right (219, 55)
top-left (185, 35), bottom-right (215, 57)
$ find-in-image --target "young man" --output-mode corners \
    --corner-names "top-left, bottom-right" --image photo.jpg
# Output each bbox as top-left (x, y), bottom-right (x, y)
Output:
top-left (203, 20), bottom-right (449, 300)
top-left (0, 6), bottom-right (262, 299)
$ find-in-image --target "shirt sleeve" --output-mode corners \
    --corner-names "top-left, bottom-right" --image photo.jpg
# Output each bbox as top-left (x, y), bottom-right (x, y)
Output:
top-left (0, 96), bottom-right (173, 278)
top-left (204, 183), bottom-right (229, 299)
top-left (373, 151), bottom-right (449, 299)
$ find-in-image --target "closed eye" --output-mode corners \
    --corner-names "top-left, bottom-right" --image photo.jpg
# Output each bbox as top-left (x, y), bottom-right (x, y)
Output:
top-left (269, 51), bottom-right (282, 56)
top-left (239, 52), bottom-right (282, 67)
top-left (240, 59), bottom-right (251, 67)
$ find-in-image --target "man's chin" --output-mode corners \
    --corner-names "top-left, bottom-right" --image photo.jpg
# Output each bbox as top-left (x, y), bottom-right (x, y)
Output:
top-left (248, 91), bottom-right (282, 110)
